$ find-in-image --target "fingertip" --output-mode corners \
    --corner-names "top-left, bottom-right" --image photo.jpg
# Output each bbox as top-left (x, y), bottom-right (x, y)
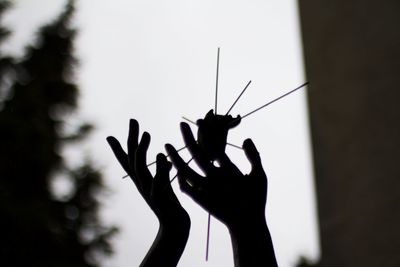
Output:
top-left (141, 131), bottom-right (151, 143)
top-left (165, 143), bottom-right (174, 153)
top-left (180, 121), bottom-right (190, 130)
top-left (156, 152), bottom-right (166, 162)
top-left (106, 136), bottom-right (120, 149)
top-left (243, 138), bottom-right (256, 151)
top-left (180, 122), bottom-right (196, 143)
top-left (129, 118), bottom-right (138, 128)
top-left (156, 153), bottom-right (169, 172)
top-left (243, 139), bottom-right (265, 174)
top-left (243, 138), bottom-right (260, 160)
top-left (165, 144), bottom-right (178, 161)
top-left (143, 131), bottom-right (150, 138)
top-left (157, 153), bottom-right (172, 169)
top-left (165, 144), bottom-right (186, 169)
top-left (129, 119), bottom-right (139, 136)
top-left (136, 132), bottom-right (151, 157)
top-left (106, 136), bottom-right (115, 144)
top-left (180, 123), bottom-right (195, 142)
top-left (127, 120), bottom-right (139, 150)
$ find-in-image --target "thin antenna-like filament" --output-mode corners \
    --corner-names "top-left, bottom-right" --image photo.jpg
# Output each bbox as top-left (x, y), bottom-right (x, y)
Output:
top-left (211, 47), bottom-right (221, 264)
top-left (146, 145), bottom-right (187, 167)
top-left (235, 82), bottom-right (309, 123)
top-left (182, 116), bottom-right (197, 126)
top-left (227, 142), bottom-right (243, 150)
top-left (225, 80), bottom-right (252, 115)
top-left (215, 47), bottom-right (220, 115)
top-left (206, 213), bottom-right (211, 261)
top-left (122, 145), bottom-right (188, 179)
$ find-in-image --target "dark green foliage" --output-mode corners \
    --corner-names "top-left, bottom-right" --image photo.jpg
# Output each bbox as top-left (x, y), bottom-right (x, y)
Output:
top-left (0, 0), bottom-right (13, 100)
top-left (0, 1), bottom-right (116, 266)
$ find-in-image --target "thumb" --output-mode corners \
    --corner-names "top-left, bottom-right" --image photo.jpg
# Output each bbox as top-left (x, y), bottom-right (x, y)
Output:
top-left (243, 138), bottom-right (264, 175)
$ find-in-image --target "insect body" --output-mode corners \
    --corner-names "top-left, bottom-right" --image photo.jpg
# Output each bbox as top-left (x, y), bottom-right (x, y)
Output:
top-left (197, 109), bottom-right (241, 161)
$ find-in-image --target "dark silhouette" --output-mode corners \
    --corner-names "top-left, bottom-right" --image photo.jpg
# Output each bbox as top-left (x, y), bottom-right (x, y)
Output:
top-left (165, 111), bottom-right (278, 267)
top-left (196, 109), bottom-right (241, 160)
top-left (0, 1), bottom-right (116, 266)
top-left (107, 110), bottom-right (278, 266)
top-left (107, 119), bottom-right (190, 267)
top-left (0, 1), bottom-right (13, 90)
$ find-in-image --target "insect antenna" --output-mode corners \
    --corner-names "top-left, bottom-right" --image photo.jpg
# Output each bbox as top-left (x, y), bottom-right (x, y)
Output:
top-left (182, 116), bottom-right (197, 126)
top-left (206, 213), bottom-right (212, 261)
top-left (226, 142), bottom-right (243, 150)
top-left (215, 47), bottom-right (220, 115)
top-left (146, 145), bottom-right (188, 167)
top-left (206, 47), bottom-right (221, 261)
top-left (231, 82), bottom-right (309, 124)
top-left (225, 80), bottom-right (252, 115)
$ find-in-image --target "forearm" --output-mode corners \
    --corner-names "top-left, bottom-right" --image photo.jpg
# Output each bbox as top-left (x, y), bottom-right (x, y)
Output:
top-left (140, 220), bottom-right (190, 267)
top-left (228, 216), bottom-right (277, 267)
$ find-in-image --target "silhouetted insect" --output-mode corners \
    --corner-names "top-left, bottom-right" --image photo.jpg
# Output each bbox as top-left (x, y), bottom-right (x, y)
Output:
top-left (196, 109), bottom-right (241, 160)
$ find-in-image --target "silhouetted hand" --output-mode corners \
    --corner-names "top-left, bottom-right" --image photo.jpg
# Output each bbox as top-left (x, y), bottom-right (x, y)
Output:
top-left (165, 122), bottom-right (277, 267)
top-left (165, 122), bottom-right (265, 227)
top-left (107, 119), bottom-right (190, 267)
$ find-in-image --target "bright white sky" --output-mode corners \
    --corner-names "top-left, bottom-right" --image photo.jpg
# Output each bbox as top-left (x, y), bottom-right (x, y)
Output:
top-left (4, 0), bottom-right (320, 266)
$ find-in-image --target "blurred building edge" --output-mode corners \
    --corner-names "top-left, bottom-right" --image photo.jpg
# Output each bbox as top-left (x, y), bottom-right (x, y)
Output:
top-left (298, 1), bottom-right (400, 267)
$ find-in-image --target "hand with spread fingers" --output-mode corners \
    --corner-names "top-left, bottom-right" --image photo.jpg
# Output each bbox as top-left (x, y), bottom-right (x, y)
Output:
top-left (107, 119), bottom-right (190, 267)
top-left (165, 122), bottom-right (277, 267)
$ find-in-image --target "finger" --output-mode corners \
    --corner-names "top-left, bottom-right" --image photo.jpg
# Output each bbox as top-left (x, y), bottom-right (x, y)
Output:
top-left (180, 122), bottom-right (214, 174)
top-left (165, 144), bottom-right (202, 180)
top-left (165, 143), bottom-right (203, 197)
top-left (127, 119), bottom-right (139, 156)
top-left (155, 153), bottom-right (172, 174)
top-left (154, 153), bottom-right (172, 191)
top-left (153, 153), bottom-right (185, 206)
top-left (107, 136), bottom-right (148, 195)
top-left (134, 132), bottom-right (153, 194)
top-left (243, 138), bottom-right (265, 175)
top-left (106, 136), bottom-right (130, 173)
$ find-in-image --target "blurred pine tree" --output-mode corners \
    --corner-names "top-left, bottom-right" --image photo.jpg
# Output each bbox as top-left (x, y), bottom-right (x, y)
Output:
top-left (0, 1), bottom-right (116, 266)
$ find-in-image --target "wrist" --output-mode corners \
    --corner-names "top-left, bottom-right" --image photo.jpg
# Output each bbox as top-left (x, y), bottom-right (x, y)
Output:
top-left (228, 215), bottom-right (269, 249)
top-left (141, 216), bottom-right (190, 267)
top-left (159, 212), bottom-right (191, 239)
top-left (226, 212), bottom-right (267, 234)
top-left (227, 215), bottom-right (277, 267)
